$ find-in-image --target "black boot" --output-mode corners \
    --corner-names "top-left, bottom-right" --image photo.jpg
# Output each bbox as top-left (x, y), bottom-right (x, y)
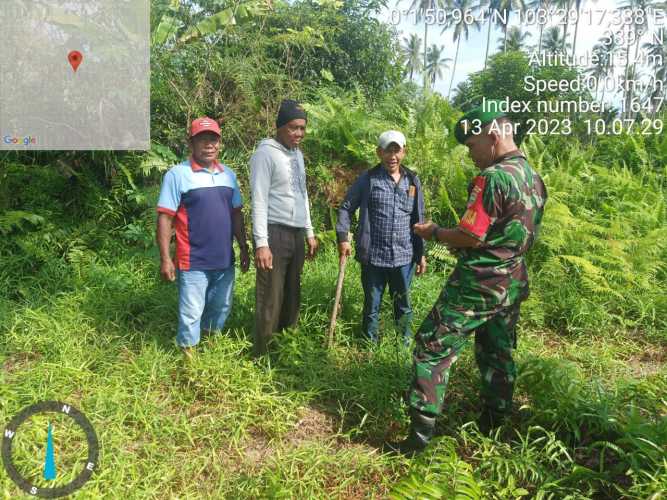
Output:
top-left (384, 408), bottom-right (436, 457)
top-left (477, 409), bottom-right (507, 435)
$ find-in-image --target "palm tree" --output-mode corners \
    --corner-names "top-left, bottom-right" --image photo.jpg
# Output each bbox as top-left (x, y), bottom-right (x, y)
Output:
top-left (401, 33), bottom-right (423, 81)
top-left (483, 0), bottom-right (499, 68)
top-left (425, 44), bottom-right (452, 88)
top-left (406, 0), bottom-right (448, 89)
top-left (484, 0), bottom-right (526, 66)
top-left (569, 0), bottom-right (602, 57)
top-left (445, 0), bottom-right (481, 98)
top-left (527, 0), bottom-right (552, 54)
top-left (621, 64), bottom-right (643, 117)
top-left (587, 57), bottom-right (606, 102)
top-left (642, 27), bottom-right (667, 75)
top-left (570, 0), bottom-right (586, 57)
top-left (497, 26), bottom-right (531, 52)
top-left (642, 27), bottom-right (667, 61)
top-left (642, 28), bottom-right (667, 114)
top-left (542, 26), bottom-right (571, 54)
top-left (588, 37), bottom-right (617, 102)
top-left (553, 0), bottom-right (573, 49)
top-left (492, 0), bottom-right (527, 53)
top-left (618, 0), bottom-right (656, 116)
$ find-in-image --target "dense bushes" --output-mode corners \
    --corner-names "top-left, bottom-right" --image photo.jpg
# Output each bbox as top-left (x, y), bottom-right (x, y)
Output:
top-left (301, 89), bottom-right (667, 339)
top-left (3, 91), bottom-right (666, 339)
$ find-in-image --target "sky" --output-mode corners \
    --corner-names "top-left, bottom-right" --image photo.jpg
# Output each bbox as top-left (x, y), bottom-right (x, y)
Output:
top-left (375, 0), bottom-right (665, 105)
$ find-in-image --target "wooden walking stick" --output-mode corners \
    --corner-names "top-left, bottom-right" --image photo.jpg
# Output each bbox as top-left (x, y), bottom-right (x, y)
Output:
top-left (327, 253), bottom-right (348, 348)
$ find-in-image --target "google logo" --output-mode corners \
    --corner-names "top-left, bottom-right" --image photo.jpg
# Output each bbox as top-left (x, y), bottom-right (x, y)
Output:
top-left (3, 135), bottom-right (37, 145)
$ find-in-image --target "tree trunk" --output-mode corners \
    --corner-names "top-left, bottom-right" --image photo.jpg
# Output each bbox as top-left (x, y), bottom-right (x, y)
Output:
top-left (538, 22), bottom-right (544, 54)
top-left (484, 17), bottom-right (492, 68)
top-left (623, 25), bottom-right (632, 118)
top-left (571, 5), bottom-right (580, 57)
top-left (423, 23), bottom-right (429, 93)
top-left (633, 29), bottom-right (641, 65)
top-left (448, 36), bottom-right (461, 99)
top-left (600, 53), bottom-right (612, 108)
top-left (562, 0), bottom-right (572, 48)
top-left (628, 29), bottom-right (643, 118)
top-left (503, 11), bottom-right (512, 52)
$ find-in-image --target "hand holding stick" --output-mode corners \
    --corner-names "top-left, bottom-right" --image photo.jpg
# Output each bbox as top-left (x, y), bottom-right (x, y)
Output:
top-left (327, 253), bottom-right (348, 349)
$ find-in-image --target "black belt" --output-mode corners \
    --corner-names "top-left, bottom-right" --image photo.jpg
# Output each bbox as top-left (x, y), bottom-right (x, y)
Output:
top-left (268, 223), bottom-right (304, 232)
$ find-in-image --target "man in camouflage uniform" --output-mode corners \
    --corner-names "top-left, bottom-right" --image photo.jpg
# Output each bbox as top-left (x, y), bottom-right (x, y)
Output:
top-left (387, 102), bottom-right (547, 456)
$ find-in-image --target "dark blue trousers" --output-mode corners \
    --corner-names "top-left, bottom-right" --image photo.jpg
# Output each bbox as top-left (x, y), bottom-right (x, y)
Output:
top-left (360, 262), bottom-right (415, 343)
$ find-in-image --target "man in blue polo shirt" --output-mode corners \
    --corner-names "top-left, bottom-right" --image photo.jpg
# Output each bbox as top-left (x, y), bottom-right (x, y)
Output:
top-left (337, 130), bottom-right (426, 345)
top-left (156, 117), bottom-right (250, 358)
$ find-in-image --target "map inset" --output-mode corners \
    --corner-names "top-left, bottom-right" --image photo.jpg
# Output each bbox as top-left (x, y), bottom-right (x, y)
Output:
top-left (0, 0), bottom-right (150, 150)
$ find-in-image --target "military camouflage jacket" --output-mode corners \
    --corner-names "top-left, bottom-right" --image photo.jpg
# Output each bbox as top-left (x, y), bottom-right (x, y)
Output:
top-left (447, 150), bottom-right (547, 311)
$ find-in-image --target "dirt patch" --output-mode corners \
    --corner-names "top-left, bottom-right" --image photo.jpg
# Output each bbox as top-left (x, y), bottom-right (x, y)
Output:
top-left (324, 468), bottom-right (393, 499)
top-left (287, 406), bottom-right (338, 446)
top-left (540, 333), bottom-right (566, 351)
top-left (2, 351), bottom-right (42, 374)
top-left (239, 430), bottom-right (274, 469)
top-left (627, 346), bottom-right (666, 377)
top-left (234, 406), bottom-right (355, 468)
top-left (317, 163), bottom-right (367, 207)
top-left (216, 406), bottom-right (390, 498)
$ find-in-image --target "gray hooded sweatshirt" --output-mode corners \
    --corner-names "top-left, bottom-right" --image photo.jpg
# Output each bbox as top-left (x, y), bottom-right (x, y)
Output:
top-left (250, 138), bottom-right (315, 248)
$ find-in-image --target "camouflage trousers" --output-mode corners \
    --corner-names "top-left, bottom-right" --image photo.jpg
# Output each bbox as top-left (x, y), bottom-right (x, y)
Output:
top-left (407, 290), bottom-right (521, 417)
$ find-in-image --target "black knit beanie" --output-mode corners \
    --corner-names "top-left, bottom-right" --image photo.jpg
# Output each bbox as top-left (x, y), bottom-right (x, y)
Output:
top-left (276, 99), bottom-right (307, 128)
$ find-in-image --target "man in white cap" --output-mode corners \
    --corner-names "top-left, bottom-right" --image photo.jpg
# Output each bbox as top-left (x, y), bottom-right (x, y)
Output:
top-left (156, 117), bottom-right (250, 359)
top-left (337, 130), bottom-right (427, 344)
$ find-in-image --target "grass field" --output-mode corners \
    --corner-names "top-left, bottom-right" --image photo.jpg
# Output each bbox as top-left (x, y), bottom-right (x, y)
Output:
top-left (4, 0), bottom-right (667, 495)
top-left (1, 243), bottom-right (665, 499)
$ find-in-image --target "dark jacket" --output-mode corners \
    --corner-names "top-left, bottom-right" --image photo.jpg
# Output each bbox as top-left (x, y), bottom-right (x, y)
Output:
top-left (336, 163), bottom-right (425, 265)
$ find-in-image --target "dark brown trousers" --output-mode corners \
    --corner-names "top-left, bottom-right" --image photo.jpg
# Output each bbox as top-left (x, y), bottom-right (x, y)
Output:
top-left (253, 224), bottom-right (305, 356)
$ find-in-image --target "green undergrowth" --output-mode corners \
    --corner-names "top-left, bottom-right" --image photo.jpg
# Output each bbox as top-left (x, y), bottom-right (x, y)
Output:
top-left (1, 246), bottom-right (664, 498)
top-left (1, 101), bottom-right (666, 497)
top-left (2, 1), bottom-right (666, 496)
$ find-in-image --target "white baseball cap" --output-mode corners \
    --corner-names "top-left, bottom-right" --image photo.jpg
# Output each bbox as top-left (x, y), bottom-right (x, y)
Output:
top-left (378, 130), bottom-right (406, 149)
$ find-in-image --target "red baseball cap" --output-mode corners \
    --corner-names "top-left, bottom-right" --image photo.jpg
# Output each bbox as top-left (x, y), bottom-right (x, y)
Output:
top-left (190, 117), bottom-right (221, 137)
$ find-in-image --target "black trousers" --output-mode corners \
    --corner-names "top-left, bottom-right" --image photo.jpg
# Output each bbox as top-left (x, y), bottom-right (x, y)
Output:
top-left (253, 224), bottom-right (305, 356)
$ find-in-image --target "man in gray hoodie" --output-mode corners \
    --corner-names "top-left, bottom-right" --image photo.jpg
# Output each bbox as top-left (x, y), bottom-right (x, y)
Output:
top-left (250, 99), bottom-right (318, 357)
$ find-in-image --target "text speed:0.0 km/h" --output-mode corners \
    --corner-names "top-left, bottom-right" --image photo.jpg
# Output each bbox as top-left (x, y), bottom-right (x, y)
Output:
top-left (585, 118), bottom-right (663, 135)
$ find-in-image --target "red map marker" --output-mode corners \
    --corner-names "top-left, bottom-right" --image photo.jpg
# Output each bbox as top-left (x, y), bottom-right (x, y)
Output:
top-left (68, 50), bottom-right (83, 72)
